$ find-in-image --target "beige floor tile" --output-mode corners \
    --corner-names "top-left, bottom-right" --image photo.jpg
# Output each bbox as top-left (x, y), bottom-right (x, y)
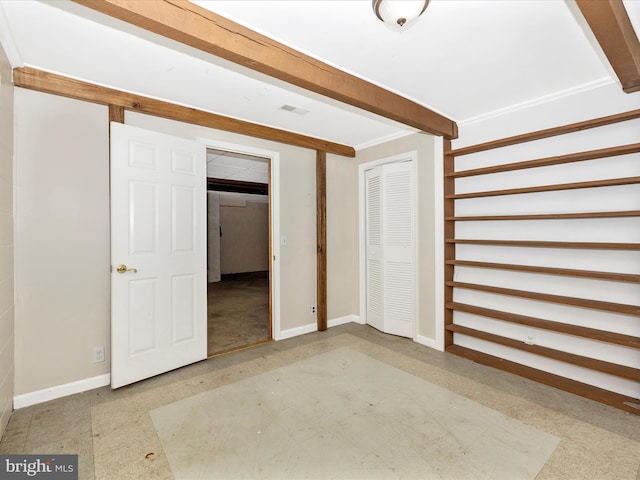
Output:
top-left (151, 347), bottom-right (560, 480)
top-left (93, 435), bottom-right (171, 480)
top-left (92, 413), bottom-right (158, 458)
top-left (0, 325), bottom-right (638, 480)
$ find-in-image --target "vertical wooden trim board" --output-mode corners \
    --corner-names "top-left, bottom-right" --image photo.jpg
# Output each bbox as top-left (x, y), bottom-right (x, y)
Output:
top-left (443, 140), bottom-right (455, 348)
top-left (109, 104), bottom-right (125, 124)
top-left (268, 160), bottom-right (273, 340)
top-left (316, 150), bottom-right (327, 331)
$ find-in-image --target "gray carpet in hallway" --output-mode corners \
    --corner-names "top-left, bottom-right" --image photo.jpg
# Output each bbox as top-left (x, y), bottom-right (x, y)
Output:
top-left (208, 271), bottom-right (270, 356)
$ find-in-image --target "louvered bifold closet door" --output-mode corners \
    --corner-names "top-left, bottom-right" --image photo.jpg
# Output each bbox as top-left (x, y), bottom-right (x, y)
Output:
top-left (382, 162), bottom-right (415, 338)
top-left (366, 161), bottom-right (415, 338)
top-left (366, 168), bottom-right (384, 332)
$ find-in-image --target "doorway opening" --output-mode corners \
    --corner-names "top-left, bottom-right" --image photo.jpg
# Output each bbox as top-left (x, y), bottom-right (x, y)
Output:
top-left (206, 148), bottom-right (272, 356)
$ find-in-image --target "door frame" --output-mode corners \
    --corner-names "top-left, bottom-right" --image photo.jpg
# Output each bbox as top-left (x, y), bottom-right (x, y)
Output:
top-left (197, 137), bottom-right (281, 340)
top-left (358, 151), bottom-right (418, 340)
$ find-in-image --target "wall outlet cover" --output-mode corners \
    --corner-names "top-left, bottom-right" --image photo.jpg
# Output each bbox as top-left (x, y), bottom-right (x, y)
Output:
top-left (93, 346), bottom-right (105, 363)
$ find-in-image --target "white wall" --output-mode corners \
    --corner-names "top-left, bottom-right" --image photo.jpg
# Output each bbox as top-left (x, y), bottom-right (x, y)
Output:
top-left (0, 43), bottom-right (15, 437)
top-left (450, 81), bottom-right (640, 398)
top-left (11, 90), bottom-right (322, 399)
top-left (14, 88), bottom-right (110, 396)
top-left (326, 153), bottom-right (359, 321)
top-left (207, 191), bottom-right (221, 282)
top-left (219, 196), bottom-right (269, 274)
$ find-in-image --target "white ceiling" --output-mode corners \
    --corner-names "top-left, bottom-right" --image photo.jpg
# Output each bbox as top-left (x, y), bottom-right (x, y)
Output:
top-left (0, 0), bottom-right (638, 150)
top-left (207, 149), bottom-right (269, 183)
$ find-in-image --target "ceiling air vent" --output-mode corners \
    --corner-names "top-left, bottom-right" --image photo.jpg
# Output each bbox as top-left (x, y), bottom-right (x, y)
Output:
top-left (280, 104), bottom-right (310, 115)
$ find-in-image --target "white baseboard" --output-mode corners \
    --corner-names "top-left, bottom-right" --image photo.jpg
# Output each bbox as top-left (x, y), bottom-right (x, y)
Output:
top-left (415, 334), bottom-right (444, 352)
top-left (328, 314), bottom-right (361, 327)
top-left (278, 315), bottom-right (362, 341)
top-left (13, 373), bottom-right (111, 409)
top-left (278, 322), bottom-right (317, 340)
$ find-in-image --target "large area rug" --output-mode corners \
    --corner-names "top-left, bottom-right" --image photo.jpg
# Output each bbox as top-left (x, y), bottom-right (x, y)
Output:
top-left (150, 347), bottom-right (559, 479)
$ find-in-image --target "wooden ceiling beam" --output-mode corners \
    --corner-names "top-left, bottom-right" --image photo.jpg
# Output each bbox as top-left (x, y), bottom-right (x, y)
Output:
top-left (576, 0), bottom-right (640, 93)
top-left (71, 0), bottom-right (458, 139)
top-left (207, 178), bottom-right (268, 195)
top-left (13, 67), bottom-right (355, 157)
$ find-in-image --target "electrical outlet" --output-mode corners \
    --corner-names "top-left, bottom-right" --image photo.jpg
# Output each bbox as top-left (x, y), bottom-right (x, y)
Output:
top-left (310, 305), bottom-right (317, 315)
top-left (524, 335), bottom-right (535, 346)
top-left (93, 346), bottom-right (105, 363)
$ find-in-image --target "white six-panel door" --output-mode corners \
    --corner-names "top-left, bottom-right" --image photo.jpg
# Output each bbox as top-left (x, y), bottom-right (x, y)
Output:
top-left (110, 122), bottom-right (207, 388)
top-left (365, 160), bottom-right (415, 338)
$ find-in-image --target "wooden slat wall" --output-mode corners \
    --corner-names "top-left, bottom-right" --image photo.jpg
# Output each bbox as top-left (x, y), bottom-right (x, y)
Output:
top-left (444, 111), bottom-right (640, 413)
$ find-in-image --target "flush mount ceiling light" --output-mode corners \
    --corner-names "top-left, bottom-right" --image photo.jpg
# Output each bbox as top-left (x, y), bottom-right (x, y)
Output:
top-left (372, 0), bottom-right (430, 28)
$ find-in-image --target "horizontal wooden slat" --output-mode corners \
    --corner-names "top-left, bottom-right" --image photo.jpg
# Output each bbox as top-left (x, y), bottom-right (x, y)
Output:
top-left (446, 109), bottom-right (640, 157)
top-left (13, 67), bottom-right (356, 157)
top-left (446, 176), bottom-right (640, 200)
top-left (447, 281), bottom-right (640, 316)
top-left (447, 301), bottom-right (640, 349)
top-left (447, 324), bottom-right (640, 381)
top-left (446, 239), bottom-right (640, 250)
top-left (446, 344), bottom-right (640, 414)
top-left (447, 260), bottom-right (640, 283)
top-left (448, 210), bottom-right (640, 221)
top-left (207, 178), bottom-right (268, 195)
top-left (446, 108), bottom-right (640, 414)
top-left (446, 143), bottom-right (640, 178)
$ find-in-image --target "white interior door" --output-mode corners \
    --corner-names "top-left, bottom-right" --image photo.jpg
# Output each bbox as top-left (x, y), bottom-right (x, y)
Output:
top-left (365, 160), bottom-right (415, 338)
top-left (110, 122), bottom-right (207, 388)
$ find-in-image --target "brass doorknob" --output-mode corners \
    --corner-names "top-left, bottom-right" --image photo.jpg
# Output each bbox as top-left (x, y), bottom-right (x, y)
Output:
top-left (116, 264), bottom-right (138, 274)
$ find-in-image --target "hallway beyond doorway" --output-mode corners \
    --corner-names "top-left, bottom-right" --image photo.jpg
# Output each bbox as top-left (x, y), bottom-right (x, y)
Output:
top-left (207, 271), bottom-right (270, 356)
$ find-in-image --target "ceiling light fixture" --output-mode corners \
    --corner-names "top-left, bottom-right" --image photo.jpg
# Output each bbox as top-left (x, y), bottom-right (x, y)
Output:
top-left (372, 0), bottom-right (430, 28)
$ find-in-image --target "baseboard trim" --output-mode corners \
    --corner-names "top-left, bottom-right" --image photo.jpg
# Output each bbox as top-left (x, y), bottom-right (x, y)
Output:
top-left (13, 373), bottom-right (111, 409)
top-left (416, 334), bottom-right (444, 352)
top-left (328, 314), bottom-right (362, 327)
top-left (278, 323), bottom-right (317, 340)
top-left (278, 315), bottom-right (363, 341)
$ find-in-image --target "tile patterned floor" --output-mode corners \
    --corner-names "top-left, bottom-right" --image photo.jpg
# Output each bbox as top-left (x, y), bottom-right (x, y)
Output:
top-left (2, 323), bottom-right (640, 479)
top-left (151, 347), bottom-right (559, 479)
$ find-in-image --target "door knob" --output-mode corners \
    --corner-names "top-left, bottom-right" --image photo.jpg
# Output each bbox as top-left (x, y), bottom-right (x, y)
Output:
top-left (116, 264), bottom-right (138, 274)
